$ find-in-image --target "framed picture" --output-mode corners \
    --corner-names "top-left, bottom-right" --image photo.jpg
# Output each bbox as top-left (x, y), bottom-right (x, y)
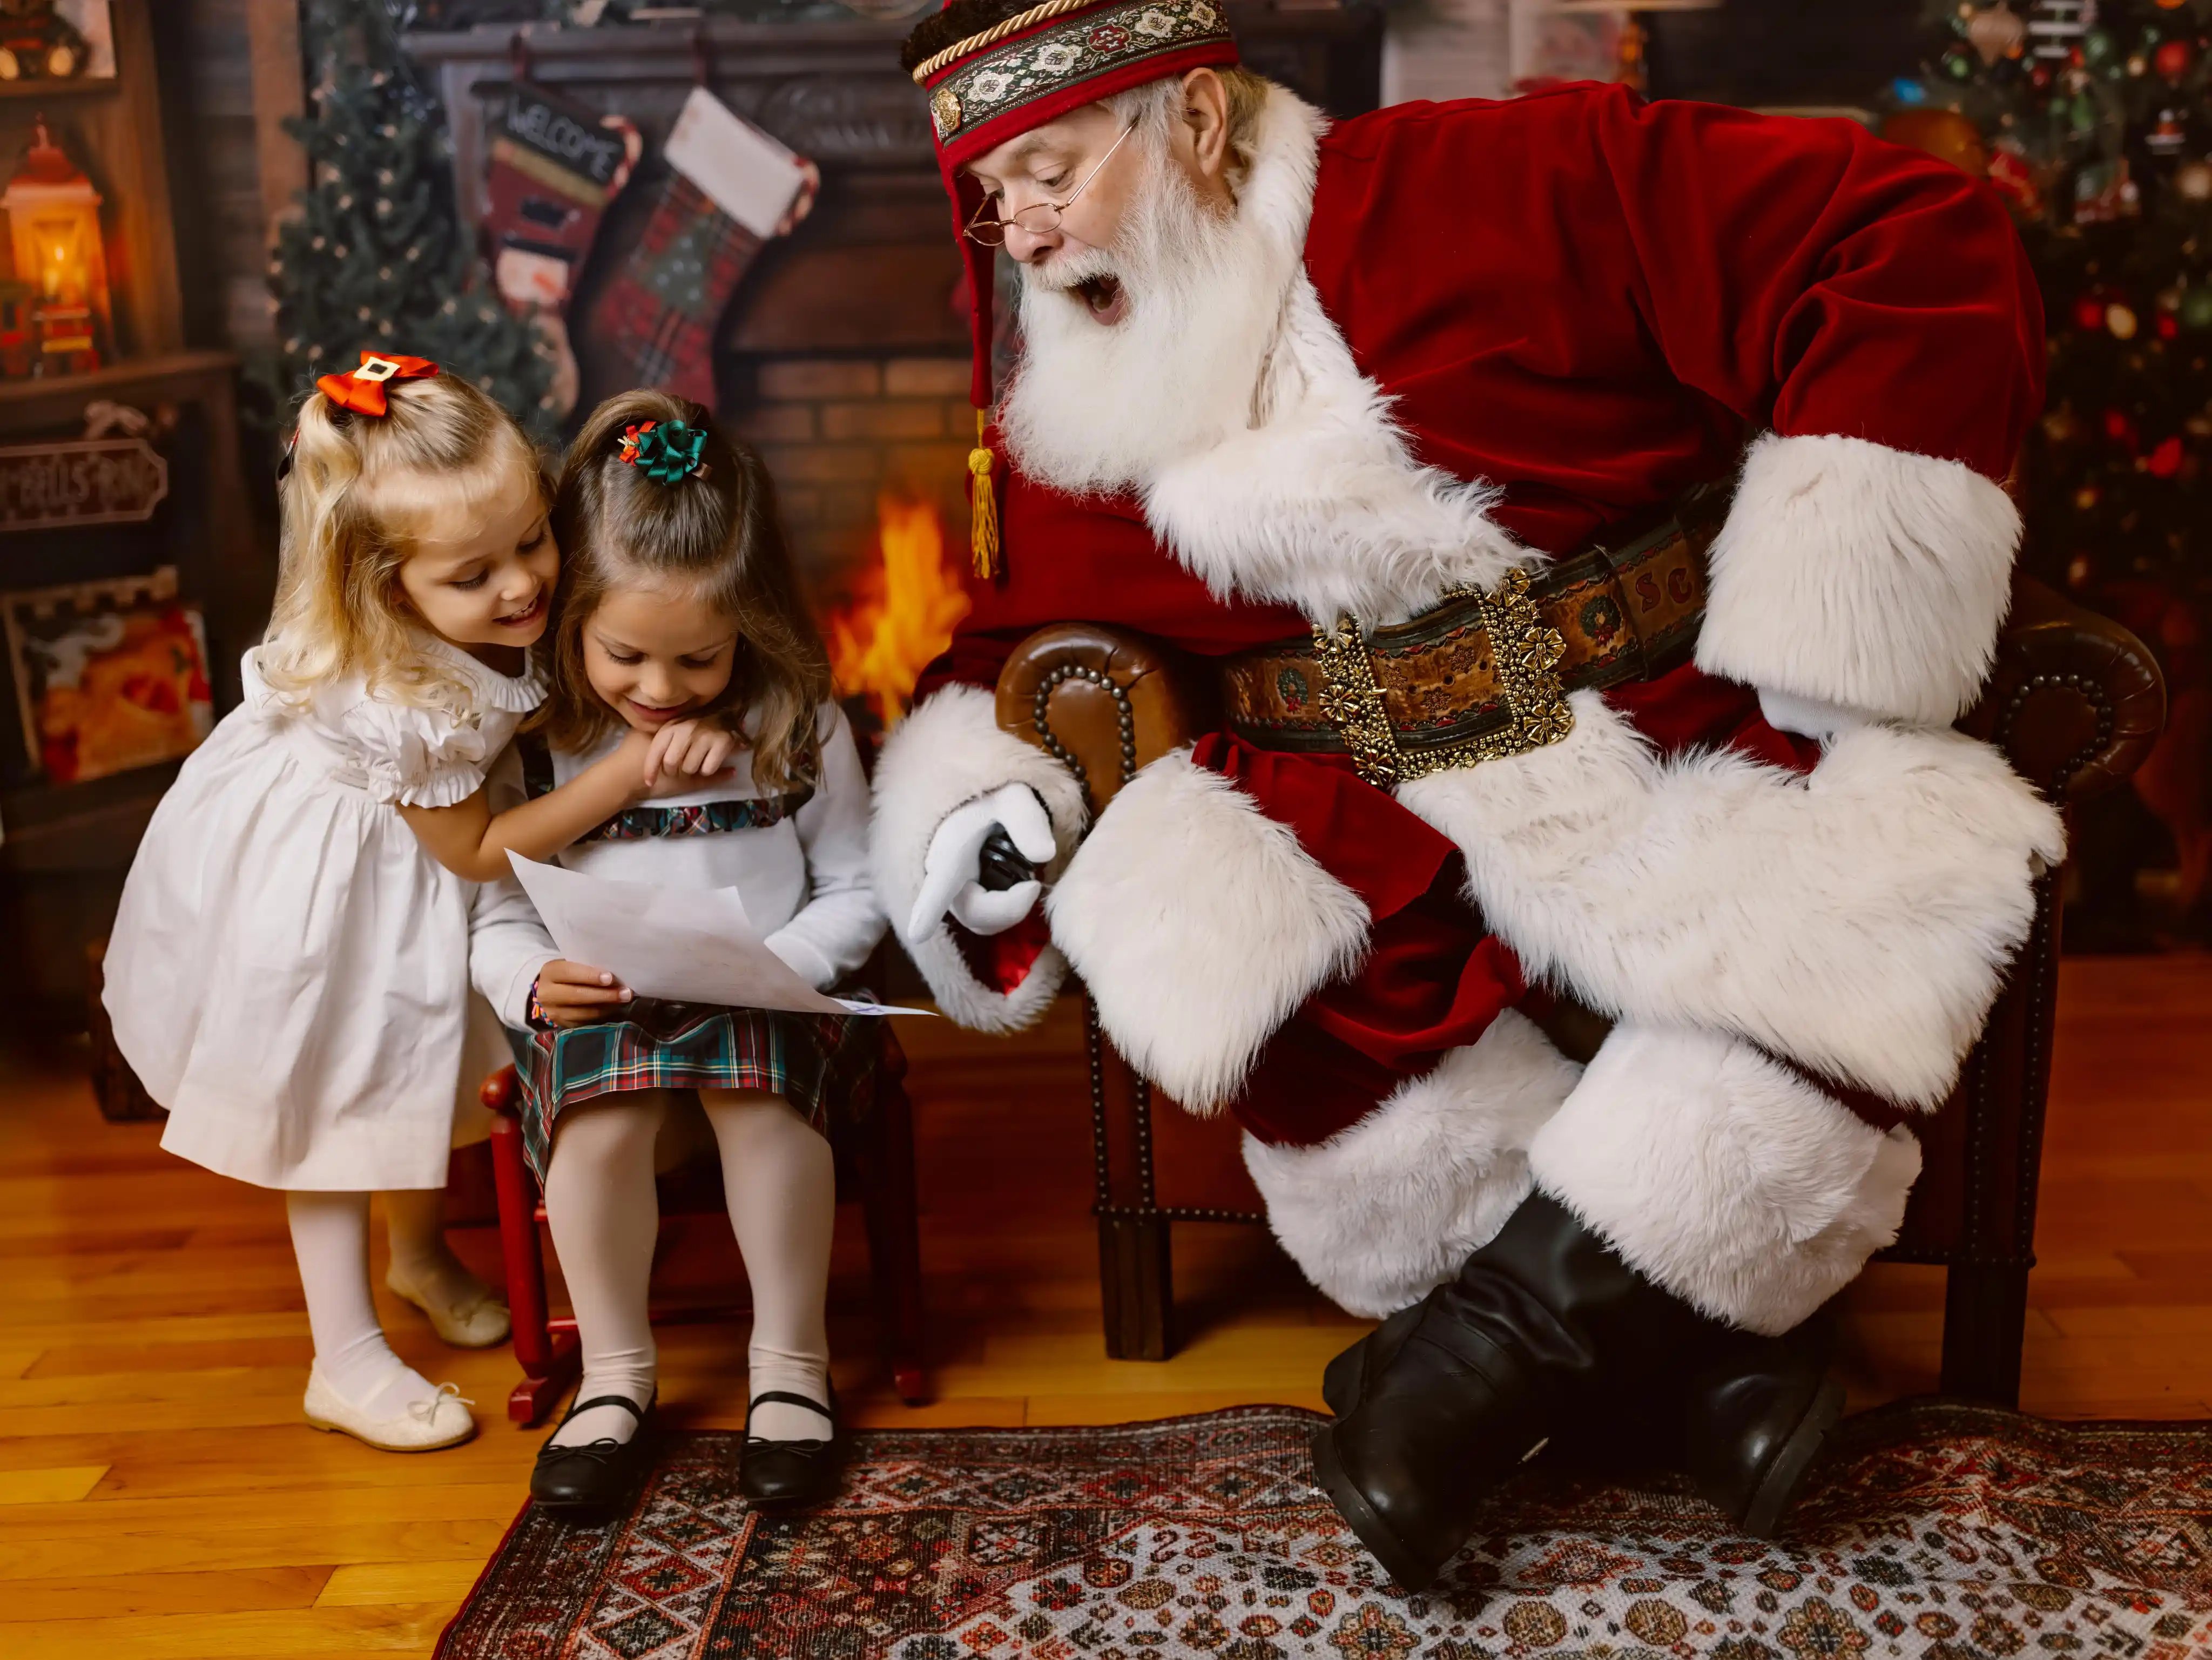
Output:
top-left (3, 568), bottom-right (212, 785)
top-left (0, 3), bottom-right (117, 83)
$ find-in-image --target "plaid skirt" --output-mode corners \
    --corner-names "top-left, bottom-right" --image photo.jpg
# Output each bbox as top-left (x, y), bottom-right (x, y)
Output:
top-left (508, 998), bottom-right (888, 1184)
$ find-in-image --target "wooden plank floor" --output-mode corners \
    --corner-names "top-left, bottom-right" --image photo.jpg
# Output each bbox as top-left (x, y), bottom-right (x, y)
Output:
top-left (0, 955), bottom-right (2206, 1656)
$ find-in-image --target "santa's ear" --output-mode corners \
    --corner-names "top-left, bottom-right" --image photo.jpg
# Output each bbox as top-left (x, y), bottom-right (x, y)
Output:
top-left (1179, 68), bottom-right (1232, 185)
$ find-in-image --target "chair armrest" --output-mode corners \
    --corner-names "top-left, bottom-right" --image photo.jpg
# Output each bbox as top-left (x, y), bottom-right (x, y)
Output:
top-left (1959, 574), bottom-right (2167, 802)
top-left (995, 623), bottom-right (1216, 811)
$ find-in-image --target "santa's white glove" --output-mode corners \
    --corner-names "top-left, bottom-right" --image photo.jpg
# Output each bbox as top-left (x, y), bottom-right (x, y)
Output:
top-left (1758, 687), bottom-right (1871, 740)
top-left (908, 782), bottom-right (1058, 940)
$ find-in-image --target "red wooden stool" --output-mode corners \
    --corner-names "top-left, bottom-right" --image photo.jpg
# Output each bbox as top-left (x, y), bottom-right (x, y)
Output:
top-left (483, 1058), bottom-right (929, 1425)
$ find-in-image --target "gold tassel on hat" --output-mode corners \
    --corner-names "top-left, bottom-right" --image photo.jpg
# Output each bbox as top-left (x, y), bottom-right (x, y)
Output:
top-left (968, 407), bottom-right (1000, 579)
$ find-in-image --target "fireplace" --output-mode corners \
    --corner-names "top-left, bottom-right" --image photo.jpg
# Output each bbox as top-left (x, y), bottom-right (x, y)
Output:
top-left (407, 9), bottom-right (1380, 709)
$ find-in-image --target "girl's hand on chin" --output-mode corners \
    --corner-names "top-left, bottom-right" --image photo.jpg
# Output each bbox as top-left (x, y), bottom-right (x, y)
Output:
top-left (641, 718), bottom-right (738, 796)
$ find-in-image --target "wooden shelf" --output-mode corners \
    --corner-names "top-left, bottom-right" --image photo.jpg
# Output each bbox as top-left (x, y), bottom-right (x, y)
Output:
top-left (0, 348), bottom-right (239, 410)
top-left (0, 78), bottom-right (119, 102)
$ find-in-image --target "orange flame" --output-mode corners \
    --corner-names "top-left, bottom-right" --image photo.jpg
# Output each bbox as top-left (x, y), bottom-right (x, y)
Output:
top-left (828, 496), bottom-right (973, 726)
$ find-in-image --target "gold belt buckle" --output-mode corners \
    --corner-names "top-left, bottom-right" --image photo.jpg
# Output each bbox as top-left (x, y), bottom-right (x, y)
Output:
top-left (1310, 568), bottom-right (1575, 788)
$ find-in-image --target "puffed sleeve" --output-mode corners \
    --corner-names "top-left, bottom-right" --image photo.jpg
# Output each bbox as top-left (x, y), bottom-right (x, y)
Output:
top-left (1577, 89), bottom-right (2042, 725)
top-left (340, 694), bottom-right (496, 808)
top-left (764, 704), bottom-right (888, 992)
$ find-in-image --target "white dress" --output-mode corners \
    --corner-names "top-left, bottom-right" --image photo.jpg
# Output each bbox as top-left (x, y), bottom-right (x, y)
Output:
top-left (103, 634), bottom-right (557, 1191)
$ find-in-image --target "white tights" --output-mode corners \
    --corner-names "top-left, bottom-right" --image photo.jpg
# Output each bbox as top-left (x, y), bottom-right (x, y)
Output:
top-left (542, 1089), bottom-right (837, 1448)
top-left (286, 1191), bottom-right (444, 1417)
top-left (381, 1186), bottom-right (495, 1311)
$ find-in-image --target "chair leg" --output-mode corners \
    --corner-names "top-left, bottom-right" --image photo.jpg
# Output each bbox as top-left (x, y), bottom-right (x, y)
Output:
top-left (1097, 1213), bottom-right (1172, 1362)
top-left (489, 1113), bottom-right (577, 1426)
top-left (510, 1332), bottom-right (582, 1429)
top-left (1087, 999), bottom-right (1173, 1360)
top-left (854, 1074), bottom-right (929, 1405)
top-left (1939, 1260), bottom-right (2029, 1407)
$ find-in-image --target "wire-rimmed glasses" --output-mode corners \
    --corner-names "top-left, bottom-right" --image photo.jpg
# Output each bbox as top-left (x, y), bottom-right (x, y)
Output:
top-left (962, 123), bottom-right (1137, 246)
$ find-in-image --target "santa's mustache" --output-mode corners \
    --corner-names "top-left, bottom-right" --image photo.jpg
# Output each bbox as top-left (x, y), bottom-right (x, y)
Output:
top-left (1022, 242), bottom-right (1122, 294)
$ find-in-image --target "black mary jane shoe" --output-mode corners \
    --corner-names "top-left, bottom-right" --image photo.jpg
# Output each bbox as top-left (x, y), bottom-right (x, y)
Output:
top-left (530, 1392), bottom-right (657, 1517)
top-left (739, 1388), bottom-right (841, 1511)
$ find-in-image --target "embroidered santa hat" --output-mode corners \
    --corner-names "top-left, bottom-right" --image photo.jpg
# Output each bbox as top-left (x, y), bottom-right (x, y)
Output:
top-left (901, 0), bottom-right (1240, 569)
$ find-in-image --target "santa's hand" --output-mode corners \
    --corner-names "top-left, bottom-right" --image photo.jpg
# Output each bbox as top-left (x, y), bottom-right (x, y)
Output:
top-left (908, 784), bottom-right (1056, 939)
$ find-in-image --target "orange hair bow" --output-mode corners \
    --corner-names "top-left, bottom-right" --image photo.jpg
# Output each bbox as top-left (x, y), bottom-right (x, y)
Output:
top-left (315, 351), bottom-right (440, 417)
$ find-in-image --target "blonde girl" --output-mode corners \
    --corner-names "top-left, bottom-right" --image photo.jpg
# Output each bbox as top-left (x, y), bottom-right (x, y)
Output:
top-left (497, 390), bottom-right (884, 1517)
top-left (103, 355), bottom-right (725, 1452)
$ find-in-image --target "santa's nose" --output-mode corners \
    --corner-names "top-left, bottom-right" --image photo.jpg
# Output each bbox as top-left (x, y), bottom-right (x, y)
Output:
top-left (1006, 223), bottom-right (1060, 263)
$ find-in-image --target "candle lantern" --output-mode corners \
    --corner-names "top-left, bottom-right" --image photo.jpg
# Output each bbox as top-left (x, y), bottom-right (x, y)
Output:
top-left (2, 116), bottom-right (109, 375)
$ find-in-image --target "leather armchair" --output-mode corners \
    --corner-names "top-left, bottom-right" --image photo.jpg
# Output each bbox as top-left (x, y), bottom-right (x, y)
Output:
top-left (992, 576), bottom-right (2167, 1402)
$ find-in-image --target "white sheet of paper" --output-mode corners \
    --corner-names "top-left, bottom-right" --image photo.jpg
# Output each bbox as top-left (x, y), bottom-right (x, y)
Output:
top-left (509, 853), bottom-right (929, 1019)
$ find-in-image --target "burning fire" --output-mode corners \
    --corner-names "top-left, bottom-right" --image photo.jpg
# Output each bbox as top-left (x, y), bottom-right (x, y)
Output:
top-left (828, 496), bottom-right (972, 727)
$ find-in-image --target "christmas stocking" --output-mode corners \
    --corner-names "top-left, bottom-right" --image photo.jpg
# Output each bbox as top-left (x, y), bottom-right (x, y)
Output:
top-left (583, 87), bottom-right (819, 408)
top-left (484, 80), bottom-right (642, 415)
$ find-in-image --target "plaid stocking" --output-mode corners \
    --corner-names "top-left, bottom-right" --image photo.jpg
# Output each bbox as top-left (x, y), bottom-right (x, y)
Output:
top-left (586, 174), bottom-right (764, 406)
top-left (582, 89), bottom-right (815, 408)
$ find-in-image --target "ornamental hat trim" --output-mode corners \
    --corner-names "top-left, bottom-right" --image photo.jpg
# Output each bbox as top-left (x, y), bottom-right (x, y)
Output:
top-left (916, 0), bottom-right (1237, 158)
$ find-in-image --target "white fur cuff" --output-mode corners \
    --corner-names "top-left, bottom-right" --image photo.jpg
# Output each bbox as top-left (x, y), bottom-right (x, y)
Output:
top-left (868, 684), bottom-right (1088, 1033)
top-left (1402, 693), bottom-right (2065, 1108)
top-left (1528, 1023), bottom-right (1922, 1334)
top-left (1696, 432), bottom-right (2021, 726)
top-left (1048, 748), bottom-right (1370, 1111)
top-left (1242, 1010), bottom-right (1580, 1318)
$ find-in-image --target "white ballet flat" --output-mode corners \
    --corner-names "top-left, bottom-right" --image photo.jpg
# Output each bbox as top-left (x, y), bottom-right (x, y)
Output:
top-left (304, 1366), bottom-right (477, 1452)
top-left (386, 1264), bottom-right (512, 1349)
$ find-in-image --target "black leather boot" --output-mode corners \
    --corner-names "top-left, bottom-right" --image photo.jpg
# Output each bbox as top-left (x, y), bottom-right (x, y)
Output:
top-left (1311, 1193), bottom-right (1714, 1590)
top-left (1320, 1300), bottom-right (1418, 1420)
top-left (1682, 1314), bottom-right (1845, 1536)
top-left (531, 1392), bottom-right (657, 1517)
top-left (1323, 1286), bottom-right (1843, 1539)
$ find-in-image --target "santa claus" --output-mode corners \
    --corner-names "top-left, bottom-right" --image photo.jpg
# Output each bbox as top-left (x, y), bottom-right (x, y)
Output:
top-left (872, 0), bottom-right (2063, 1589)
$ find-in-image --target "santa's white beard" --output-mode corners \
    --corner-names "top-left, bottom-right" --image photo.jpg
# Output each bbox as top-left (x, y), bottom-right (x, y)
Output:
top-left (999, 145), bottom-right (1291, 497)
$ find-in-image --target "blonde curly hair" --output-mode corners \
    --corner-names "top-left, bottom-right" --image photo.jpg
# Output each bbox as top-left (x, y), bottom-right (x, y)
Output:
top-left (258, 369), bottom-right (547, 711)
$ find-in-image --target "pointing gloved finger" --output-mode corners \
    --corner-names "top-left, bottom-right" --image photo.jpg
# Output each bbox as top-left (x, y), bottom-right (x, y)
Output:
top-left (907, 811), bottom-right (992, 938)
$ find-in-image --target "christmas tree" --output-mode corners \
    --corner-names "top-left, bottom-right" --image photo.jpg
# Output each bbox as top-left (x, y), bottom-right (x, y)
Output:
top-left (270, 0), bottom-right (557, 437)
top-left (1888, 1), bottom-right (2212, 597)
top-left (1886, 2), bottom-right (2212, 940)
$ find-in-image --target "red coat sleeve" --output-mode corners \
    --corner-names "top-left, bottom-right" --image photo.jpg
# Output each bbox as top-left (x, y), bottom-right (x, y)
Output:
top-left (1575, 86), bottom-right (2042, 481)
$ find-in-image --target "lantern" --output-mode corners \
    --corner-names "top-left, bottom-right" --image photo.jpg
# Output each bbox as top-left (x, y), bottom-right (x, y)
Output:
top-left (1, 117), bottom-right (109, 375)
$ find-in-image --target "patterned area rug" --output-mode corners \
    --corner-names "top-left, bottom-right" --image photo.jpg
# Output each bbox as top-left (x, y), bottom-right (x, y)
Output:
top-left (439, 1402), bottom-right (2212, 1659)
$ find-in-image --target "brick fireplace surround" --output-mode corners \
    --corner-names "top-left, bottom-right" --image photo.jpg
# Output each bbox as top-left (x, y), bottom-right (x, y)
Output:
top-left (407, 10), bottom-right (1381, 600)
top-left (736, 353), bottom-right (975, 587)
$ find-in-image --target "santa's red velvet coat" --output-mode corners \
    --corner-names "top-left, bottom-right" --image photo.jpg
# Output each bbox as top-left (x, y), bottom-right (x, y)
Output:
top-left (874, 81), bottom-right (2065, 1331)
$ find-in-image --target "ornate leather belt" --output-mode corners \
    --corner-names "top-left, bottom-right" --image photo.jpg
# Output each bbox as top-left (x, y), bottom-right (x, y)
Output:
top-left (1222, 495), bottom-right (1723, 787)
